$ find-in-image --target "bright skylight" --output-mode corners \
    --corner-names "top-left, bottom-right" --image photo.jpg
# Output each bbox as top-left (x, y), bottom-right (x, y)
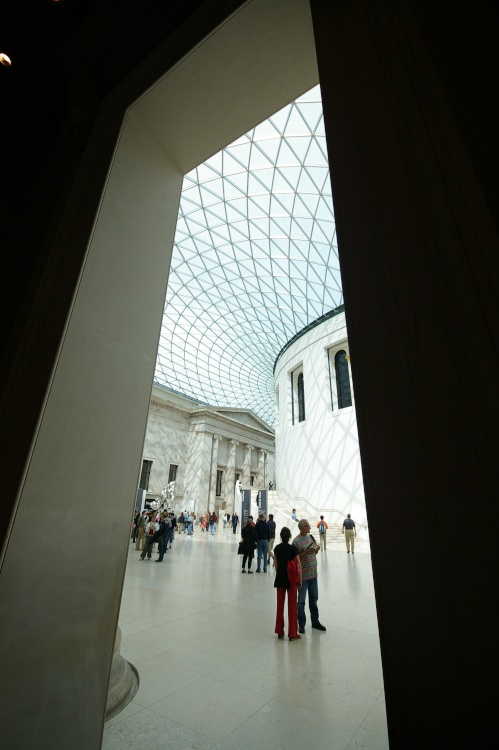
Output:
top-left (154, 85), bottom-right (342, 426)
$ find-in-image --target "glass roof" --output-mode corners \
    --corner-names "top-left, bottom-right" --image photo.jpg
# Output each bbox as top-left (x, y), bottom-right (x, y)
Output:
top-left (154, 85), bottom-right (342, 426)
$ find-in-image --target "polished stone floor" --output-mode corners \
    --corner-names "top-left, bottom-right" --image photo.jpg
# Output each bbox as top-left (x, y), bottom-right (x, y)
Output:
top-left (102, 525), bottom-right (387, 750)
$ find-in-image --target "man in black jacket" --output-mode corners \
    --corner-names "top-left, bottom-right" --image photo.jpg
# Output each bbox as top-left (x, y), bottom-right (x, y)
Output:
top-left (255, 513), bottom-right (271, 573)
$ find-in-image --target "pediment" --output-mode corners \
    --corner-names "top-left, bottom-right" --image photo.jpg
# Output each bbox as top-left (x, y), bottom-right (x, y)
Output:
top-left (211, 408), bottom-right (273, 434)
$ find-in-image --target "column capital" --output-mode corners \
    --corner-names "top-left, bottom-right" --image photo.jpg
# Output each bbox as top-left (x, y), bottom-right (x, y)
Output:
top-left (213, 434), bottom-right (223, 442)
top-left (230, 439), bottom-right (239, 446)
top-left (245, 444), bottom-right (255, 450)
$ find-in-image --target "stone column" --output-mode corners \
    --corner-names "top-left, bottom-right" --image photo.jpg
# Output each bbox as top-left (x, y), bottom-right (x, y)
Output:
top-left (256, 449), bottom-right (266, 487)
top-left (223, 439), bottom-right (239, 513)
top-left (105, 627), bottom-right (139, 721)
top-left (184, 430), bottom-right (212, 515)
top-left (208, 434), bottom-right (222, 513)
top-left (267, 452), bottom-right (275, 489)
top-left (241, 444), bottom-right (254, 486)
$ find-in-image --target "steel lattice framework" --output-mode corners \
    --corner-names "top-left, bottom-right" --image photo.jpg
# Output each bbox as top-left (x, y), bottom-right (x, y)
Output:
top-left (154, 85), bottom-right (342, 426)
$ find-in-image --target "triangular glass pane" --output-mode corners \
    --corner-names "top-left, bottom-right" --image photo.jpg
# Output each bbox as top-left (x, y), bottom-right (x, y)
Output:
top-left (248, 169), bottom-right (272, 193)
top-left (284, 106), bottom-right (310, 136)
top-left (297, 169), bottom-right (319, 194)
top-left (223, 150), bottom-right (246, 176)
top-left (276, 140), bottom-right (302, 167)
top-left (270, 193), bottom-right (295, 216)
top-left (285, 135), bottom-right (312, 162)
top-left (295, 102), bottom-right (322, 132)
top-left (253, 118), bottom-right (282, 141)
top-left (227, 142), bottom-right (251, 168)
top-left (274, 167), bottom-right (300, 191)
top-left (268, 106), bottom-right (290, 135)
top-left (255, 138), bottom-right (281, 164)
top-left (197, 163), bottom-right (221, 182)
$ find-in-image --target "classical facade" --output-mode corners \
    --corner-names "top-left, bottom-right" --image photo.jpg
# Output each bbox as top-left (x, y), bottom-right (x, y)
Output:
top-left (141, 385), bottom-right (275, 516)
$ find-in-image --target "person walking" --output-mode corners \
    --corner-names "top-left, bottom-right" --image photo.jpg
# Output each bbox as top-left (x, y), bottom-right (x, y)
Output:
top-left (255, 513), bottom-right (271, 572)
top-left (240, 517), bottom-right (257, 573)
top-left (342, 513), bottom-right (356, 553)
top-left (231, 513), bottom-right (239, 534)
top-left (273, 527), bottom-right (301, 641)
top-left (293, 519), bottom-right (326, 634)
top-left (316, 515), bottom-right (328, 551)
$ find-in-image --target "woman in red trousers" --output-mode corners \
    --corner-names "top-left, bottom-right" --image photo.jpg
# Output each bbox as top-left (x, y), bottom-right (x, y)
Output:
top-left (272, 527), bottom-right (302, 641)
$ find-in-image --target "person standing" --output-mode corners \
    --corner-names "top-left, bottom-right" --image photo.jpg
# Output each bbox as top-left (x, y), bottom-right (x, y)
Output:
top-left (168, 512), bottom-right (176, 548)
top-left (209, 511), bottom-right (217, 534)
top-left (131, 511), bottom-right (140, 543)
top-left (255, 514), bottom-right (270, 573)
top-left (231, 513), bottom-right (239, 534)
top-left (139, 515), bottom-right (159, 560)
top-left (342, 513), bottom-right (356, 554)
top-left (240, 517), bottom-right (257, 573)
top-left (155, 513), bottom-right (171, 561)
top-left (316, 515), bottom-right (329, 551)
top-left (291, 509), bottom-right (297, 521)
top-left (267, 513), bottom-right (276, 565)
top-left (135, 510), bottom-right (148, 551)
top-left (273, 527), bottom-right (301, 641)
top-left (293, 519), bottom-right (326, 634)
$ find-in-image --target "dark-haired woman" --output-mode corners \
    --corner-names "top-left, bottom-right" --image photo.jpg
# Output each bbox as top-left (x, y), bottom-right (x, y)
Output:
top-left (240, 517), bottom-right (258, 573)
top-left (273, 526), bottom-right (302, 640)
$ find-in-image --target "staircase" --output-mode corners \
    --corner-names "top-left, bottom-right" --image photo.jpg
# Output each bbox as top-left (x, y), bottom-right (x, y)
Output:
top-left (261, 490), bottom-right (364, 544)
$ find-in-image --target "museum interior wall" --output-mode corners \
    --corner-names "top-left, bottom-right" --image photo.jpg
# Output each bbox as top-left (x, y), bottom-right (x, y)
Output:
top-left (274, 310), bottom-right (366, 534)
top-left (142, 384), bottom-right (275, 515)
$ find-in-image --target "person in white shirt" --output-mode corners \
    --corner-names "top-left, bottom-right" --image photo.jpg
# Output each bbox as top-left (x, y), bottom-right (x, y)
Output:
top-left (139, 516), bottom-right (159, 560)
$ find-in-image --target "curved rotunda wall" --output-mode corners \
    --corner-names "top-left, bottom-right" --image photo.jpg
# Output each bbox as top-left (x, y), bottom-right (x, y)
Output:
top-left (274, 311), bottom-right (367, 535)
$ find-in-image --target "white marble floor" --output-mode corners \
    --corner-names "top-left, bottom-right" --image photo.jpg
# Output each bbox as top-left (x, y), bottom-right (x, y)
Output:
top-left (102, 526), bottom-right (388, 750)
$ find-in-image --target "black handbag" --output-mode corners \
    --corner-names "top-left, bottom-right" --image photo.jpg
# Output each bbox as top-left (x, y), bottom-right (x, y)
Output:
top-left (237, 541), bottom-right (245, 555)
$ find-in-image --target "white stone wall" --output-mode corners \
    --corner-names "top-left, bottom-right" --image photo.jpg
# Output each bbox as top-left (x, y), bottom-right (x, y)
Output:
top-left (274, 312), bottom-right (367, 536)
top-left (142, 386), bottom-right (275, 517)
top-left (145, 401), bottom-right (190, 502)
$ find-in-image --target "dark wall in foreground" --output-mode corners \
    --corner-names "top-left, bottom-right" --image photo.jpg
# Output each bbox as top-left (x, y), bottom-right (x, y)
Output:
top-left (312, 1), bottom-right (498, 747)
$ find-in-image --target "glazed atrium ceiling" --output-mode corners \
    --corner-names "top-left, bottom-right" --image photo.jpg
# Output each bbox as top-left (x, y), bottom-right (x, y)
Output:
top-left (154, 85), bottom-right (342, 427)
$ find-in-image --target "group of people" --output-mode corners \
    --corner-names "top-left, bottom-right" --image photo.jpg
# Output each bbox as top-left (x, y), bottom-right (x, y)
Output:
top-left (292, 511), bottom-right (357, 553)
top-left (177, 511), bottom-right (196, 535)
top-left (198, 512), bottom-right (214, 533)
top-left (131, 508), bottom-right (243, 556)
top-left (239, 510), bottom-right (358, 640)
top-left (239, 514), bottom-right (327, 640)
top-left (239, 513), bottom-right (276, 573)
top-left (131, 509), bottom-right (177, 562)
